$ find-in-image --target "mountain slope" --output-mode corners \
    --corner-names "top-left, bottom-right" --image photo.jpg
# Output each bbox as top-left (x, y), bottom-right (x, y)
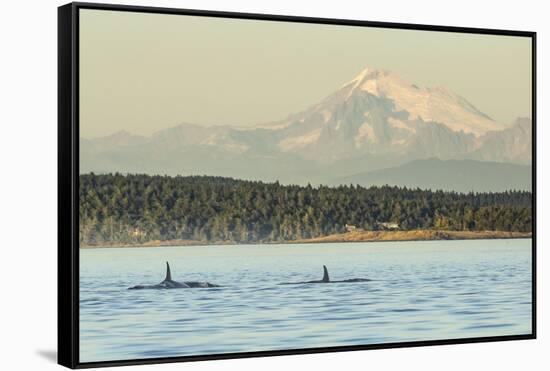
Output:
top-left (253, 68), bottom-right (501, 163)
top-left (468, 117), bottom-right (532, 164)
top-left (335, 158), bottom-right (532, 193)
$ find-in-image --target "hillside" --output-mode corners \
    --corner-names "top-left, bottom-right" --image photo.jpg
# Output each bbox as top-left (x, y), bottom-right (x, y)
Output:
top-left (335, 158), bottom-right (532, 193)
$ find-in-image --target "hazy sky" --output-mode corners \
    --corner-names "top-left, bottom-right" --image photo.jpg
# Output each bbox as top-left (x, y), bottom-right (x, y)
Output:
top-left (80, 9), bottom-right (532, 138)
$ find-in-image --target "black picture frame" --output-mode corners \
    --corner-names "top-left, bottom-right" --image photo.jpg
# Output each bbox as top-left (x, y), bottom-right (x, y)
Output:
top-left (58, 2), bottom-right (537, 369)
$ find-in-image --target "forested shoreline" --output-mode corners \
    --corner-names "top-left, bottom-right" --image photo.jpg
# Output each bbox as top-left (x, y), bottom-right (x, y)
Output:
top-left (79, 173), bottom-right (532, 246)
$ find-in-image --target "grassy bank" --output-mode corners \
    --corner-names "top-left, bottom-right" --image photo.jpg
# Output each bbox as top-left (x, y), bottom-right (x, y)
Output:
top-left (293, 229), bottom-right (532, 244)
top-left (80, 229), bottom-right (531, 249)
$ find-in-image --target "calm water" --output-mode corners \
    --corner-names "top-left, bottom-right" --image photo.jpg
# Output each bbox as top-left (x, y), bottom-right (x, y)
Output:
top-left (80, 239), bottom-right (532, 363)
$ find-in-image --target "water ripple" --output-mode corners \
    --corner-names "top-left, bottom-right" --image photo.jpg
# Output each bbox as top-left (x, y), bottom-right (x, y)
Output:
top-left (79, 240), bottom-right (532, 362)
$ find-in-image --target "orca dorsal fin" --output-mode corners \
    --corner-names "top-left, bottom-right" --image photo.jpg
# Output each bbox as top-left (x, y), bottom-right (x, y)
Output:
top-left (322, 265), bottom-right (330, 282)
top-left (165, 261), bottom-right (172, 281)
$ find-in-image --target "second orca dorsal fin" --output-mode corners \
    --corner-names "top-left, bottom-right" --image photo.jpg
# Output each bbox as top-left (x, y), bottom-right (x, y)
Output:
top-left (322, 265), bottom-right (330, 282)
top-left (165, 261), bottom-right (172, 281)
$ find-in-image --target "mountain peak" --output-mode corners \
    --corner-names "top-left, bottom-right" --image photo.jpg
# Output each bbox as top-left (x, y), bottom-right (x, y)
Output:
top-left (343, 67), bottom-right (415, 100)
top-left (337, 67), bottom-right (501, 136)
top-left (344, 67), bottom-right (395, 89)
top-left (92, 130), bottom-right (133, 140)
top-left (353, 67), bottom-right (392, 81)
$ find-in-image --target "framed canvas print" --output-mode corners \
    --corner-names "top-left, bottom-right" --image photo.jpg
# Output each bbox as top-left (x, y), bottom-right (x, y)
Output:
top-left (58, 2), bottom-right (536, 368)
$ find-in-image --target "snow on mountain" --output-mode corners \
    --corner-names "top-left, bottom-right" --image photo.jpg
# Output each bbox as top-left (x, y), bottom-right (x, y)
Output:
top-left (255, 67), bottom-right (500, 162)
top-left (339, 68), bottom-right (498, 136)
top-left (80, 67), bottom-right (532, 189)
top-left (150, 123), bottom-right (250, 153)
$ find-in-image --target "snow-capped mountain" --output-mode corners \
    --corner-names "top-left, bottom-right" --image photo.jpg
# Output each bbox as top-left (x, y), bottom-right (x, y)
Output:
top-left (252, 67), bottom-right (506, 162)
top-left (80, 67), bottom-right (532, 189)
top-left (469, 117), bottom-right (532, 164)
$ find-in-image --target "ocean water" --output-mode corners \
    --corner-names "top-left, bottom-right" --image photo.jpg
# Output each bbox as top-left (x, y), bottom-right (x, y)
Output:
top-left (79, 239), bottom-right (532, 363)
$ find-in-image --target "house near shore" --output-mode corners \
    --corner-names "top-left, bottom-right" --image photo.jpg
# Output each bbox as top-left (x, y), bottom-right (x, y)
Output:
top-left (345, 224), bottom-right (357, 232)
top-left (377, 222), bottom-right (400, 230)
top-left (131, 228), bottom-right (147, 238)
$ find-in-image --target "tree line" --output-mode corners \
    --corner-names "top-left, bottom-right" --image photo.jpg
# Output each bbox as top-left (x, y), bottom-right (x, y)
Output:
top-left (79, 173), bottom-right (532, 245)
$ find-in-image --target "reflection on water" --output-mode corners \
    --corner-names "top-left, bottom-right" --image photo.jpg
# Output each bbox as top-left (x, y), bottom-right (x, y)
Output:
top-left (80, 239), bottom-right (532, 363)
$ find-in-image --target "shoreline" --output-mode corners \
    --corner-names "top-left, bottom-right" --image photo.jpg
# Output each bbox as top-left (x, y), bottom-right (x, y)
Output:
top-left (80, 229), bottom-right (532, 249)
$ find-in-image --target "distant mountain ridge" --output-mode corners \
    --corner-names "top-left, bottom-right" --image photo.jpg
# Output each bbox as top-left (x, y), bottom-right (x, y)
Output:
top-left (81, 67), bottom-right (532, 190)
top-left (334, 158), bottom-right (532, 193)
top-left (468, 117), bottom-right (532, 164)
